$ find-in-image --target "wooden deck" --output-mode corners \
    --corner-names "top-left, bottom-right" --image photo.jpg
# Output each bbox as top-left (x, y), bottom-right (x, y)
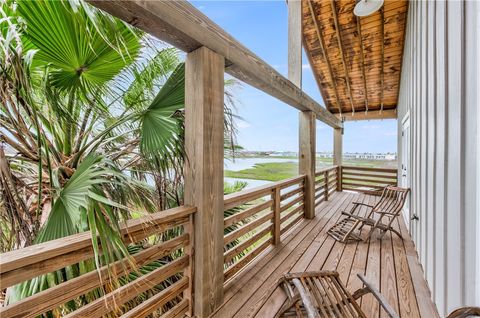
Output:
top-left (211, 191), bottom-right (439, 318)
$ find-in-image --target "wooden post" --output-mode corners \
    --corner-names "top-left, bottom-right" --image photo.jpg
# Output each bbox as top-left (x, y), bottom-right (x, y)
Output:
top-left (184, 46), bottom-right (224, 317)
top-left (299, 111), bottom-right (316, 219)
top-left (333, 127), bottom-right (343, 191)
top-left (337, 166), bottom-right (343, 192)
top-left (288, 0), bottom-right (302, 85)
top-left (324, 170), bottom-right (329, 201)
top-left (184, 214), bottom-right (194, 316)
top-left (289, 0), bottom-right (316, 219)
top-left (273, 187), bottom-right (281, 245)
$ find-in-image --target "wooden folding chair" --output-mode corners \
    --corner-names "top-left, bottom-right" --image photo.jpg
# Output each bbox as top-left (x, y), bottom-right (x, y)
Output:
top-left (276, 271), bottom-right (480, 318)
top-left (275, 271), bottom-right (399, 318)
top-left (327, 186), bottom-right (410, 243)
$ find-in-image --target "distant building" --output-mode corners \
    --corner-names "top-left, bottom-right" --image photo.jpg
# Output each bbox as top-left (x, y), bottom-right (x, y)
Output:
top-left (316, 152), bottom-right (397, 160)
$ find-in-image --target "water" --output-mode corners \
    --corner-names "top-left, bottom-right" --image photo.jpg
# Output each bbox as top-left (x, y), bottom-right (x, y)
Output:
top-left (224, 177), bottom-right (272, 189)
top-left (224, 157), bottom-right (297, 190)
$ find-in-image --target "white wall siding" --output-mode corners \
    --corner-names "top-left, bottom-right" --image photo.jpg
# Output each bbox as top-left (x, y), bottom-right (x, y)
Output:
top-left (397, 1), bottom-right (479, 315)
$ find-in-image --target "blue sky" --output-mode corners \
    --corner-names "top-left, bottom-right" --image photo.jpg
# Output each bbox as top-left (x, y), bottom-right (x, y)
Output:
top-left (191, 1), bottom-right (397, 153)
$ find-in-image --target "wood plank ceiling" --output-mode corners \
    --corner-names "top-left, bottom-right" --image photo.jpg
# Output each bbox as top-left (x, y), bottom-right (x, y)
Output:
top-left (302, 0), bottom-right (408, 120)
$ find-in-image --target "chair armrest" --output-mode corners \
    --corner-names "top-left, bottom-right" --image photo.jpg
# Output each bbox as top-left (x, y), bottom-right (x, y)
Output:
top-left (446, 307), bottom-right (480, 318)
top-left (375, 210), bottom-right (398, 217)
top-left (357, 274), bottom-right (400, 318)
top-left (341, 212), bottom-right (367, 221)
top-left (353, 202), bottom-right (374, 208)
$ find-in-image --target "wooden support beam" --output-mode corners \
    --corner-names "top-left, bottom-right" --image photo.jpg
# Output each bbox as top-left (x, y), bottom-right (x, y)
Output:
top-left (356, 16), bottom-right (369, 113)
top-left (288, 0), bottom-right (302, 87)
top-left (290, 0), bottom-right (315, 219)
top-left (87, 0), bottom-right (342, 129)
top-left (306, 0), bottom-right (343, 117)
top-left (299, 111), bottom-right (316, 219)
top-left (333, 128), bottom-right (343, 167)
top-left (330, 0), bottom-right (355, 115)
top-left (335, 109), bottom-right (397, 121)
top-left (184, 46), bottom-right (224, 317)
top-left (380, 7), bottom-right (385, 113)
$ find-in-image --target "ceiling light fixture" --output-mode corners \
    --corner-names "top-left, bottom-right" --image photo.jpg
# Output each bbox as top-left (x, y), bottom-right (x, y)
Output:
top-left (353, 0), bottom-right (384, 17)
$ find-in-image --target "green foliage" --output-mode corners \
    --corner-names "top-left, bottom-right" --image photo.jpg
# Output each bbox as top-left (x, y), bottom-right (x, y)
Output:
top-left (0, 0), bottom-right (241, 312)
top-left (225, 162), bottom-right (299, 181)
top-left (17, 0), bottom-right (140, 92)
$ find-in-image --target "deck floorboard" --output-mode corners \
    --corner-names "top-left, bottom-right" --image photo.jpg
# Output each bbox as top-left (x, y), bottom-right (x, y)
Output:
top-left (211, 191), bottom-right (438, 318)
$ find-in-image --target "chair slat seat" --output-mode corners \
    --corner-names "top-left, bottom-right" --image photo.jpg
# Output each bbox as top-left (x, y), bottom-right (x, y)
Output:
top-left (327, 186), bottom-right (410, 243)
top-left (276, 271), bottom-right (366, 318)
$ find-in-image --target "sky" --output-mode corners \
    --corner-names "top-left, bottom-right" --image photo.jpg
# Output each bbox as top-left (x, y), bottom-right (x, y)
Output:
top-left (191, 1), bottom-right (398, 153)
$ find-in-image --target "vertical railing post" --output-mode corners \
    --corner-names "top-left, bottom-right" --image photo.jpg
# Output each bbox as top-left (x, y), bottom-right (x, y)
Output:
top-left (184, 46), bottom-right (224, 317)
top-left (184, 214), bottom-right (194, 316)
top-left (324, 170), bottom-right (329, 201)
top-left (288, 0), bottom-right (316, 219)
top-left (273, 186), bottom-right (281, 245)
top-left (299, 111), bottom-right (316, 218)
top-left (337, 166), bottom-right (343, 191)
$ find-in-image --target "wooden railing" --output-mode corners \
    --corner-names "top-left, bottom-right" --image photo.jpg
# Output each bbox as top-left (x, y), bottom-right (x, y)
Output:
top-left (0, 206), bottom-right (196, 318)
top-left (314, 166), bottom-right (339, 208)
top-left (341, 166), bottom-right (398, 195)
top-left (222, 175), bottom-right (306, 282)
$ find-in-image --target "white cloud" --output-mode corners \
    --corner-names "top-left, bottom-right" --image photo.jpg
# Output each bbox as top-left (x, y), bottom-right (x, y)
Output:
top-left (237, 121), bottom-right (251, 129)
top-left (302, 63), bottom-right (311, 70)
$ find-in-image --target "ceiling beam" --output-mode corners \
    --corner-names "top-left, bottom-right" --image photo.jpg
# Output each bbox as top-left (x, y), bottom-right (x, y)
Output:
top-left (306, 0), bottom-right (343, 117)
top-left (330, 0), bottom-right (355, 115)
top-left (87, 0), bottom-right (342, 129)
top-left (335, 109), bottom-right (397, 121)
top-left (356, 16), bottom-right (369, 113)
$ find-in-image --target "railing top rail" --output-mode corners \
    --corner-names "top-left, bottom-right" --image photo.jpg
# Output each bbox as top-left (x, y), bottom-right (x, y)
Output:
top-left (224, 175), bottom-right (306, 210)
top-left (0, 206), bottom-right (196, 274)
top-left (341, 166), bottom-right (397, 173)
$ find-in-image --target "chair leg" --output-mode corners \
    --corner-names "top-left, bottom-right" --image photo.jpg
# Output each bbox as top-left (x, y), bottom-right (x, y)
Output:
top-left (275, 294), bottom-right (302, 317)
top-left (379, 217), bottom-right (403, 240)
top-left (359, 210), bottom-right (375, 233)
top-left (364, 217), bottom-right (383, 242)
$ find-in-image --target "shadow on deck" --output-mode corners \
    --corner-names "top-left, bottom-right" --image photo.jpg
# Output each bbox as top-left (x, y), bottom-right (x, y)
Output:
top-left (211, 191), bottom-right (439, 318)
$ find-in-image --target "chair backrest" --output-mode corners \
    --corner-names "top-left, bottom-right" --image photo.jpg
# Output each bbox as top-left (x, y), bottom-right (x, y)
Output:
top-left (372, 186), bottom-right (410, 217)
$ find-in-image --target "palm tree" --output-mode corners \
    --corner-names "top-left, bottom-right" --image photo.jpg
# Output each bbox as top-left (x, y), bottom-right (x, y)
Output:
top-left (0, 0), bottom-right (242, 308)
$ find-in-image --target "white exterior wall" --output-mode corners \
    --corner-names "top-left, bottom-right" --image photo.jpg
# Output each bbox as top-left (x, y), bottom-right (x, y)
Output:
top-left (397, 1), bottom-right (480, 315)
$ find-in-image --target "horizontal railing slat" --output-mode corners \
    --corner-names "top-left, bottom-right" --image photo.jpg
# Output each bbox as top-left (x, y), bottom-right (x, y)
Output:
top-left (224, 238), bottom-right (272, 281)
top-left (224, 200), bottom-right (273, 228)
top-left (280, 213), bottom-right (304, 235)
top-left (223, 224), bottom-right (273, 264)
top-left (223, 175), bottom-right (305, 210)
top-left (280, 204), bottom-right (304, 224)
top-left (222, 174), bottom-right (306, 281)
top-left (280, 186), bottom-right (304, 201)
top-left (223, 213), bottom-right (273, 245)
top-left (0, 235), bottom-right (189, 317)
top-left (161, 299), bottom-right (189, 318)
top-left (63, 255), bottom-right (189, 318)
top-left (120, 276), bottom-right (189, 318)
top-left (341, 166), bottom-right (397, 173)
top-left (0, 206), bottom-right (196, 275)
top-left (280, 195), bottom-right (304, 213)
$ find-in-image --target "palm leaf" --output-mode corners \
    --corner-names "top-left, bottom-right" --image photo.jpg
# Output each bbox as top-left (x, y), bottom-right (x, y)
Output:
top-left (16, 0), bottom-right (140, 92)
top-left (139, 63), bottom-right (185, 157)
